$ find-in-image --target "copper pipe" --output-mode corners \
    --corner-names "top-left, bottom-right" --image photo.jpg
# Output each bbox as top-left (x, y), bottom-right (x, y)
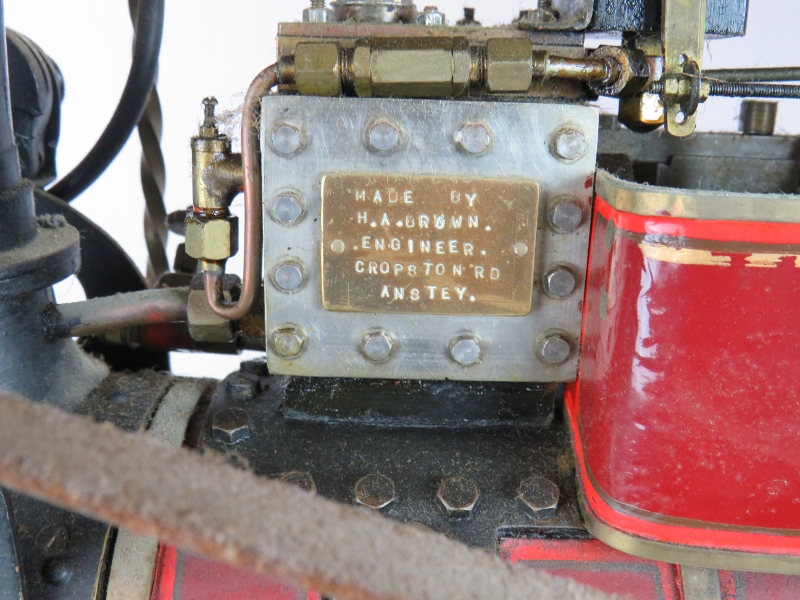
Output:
top-left (204, 64), bottom-right (279, 320)
top-left (44, 288), bottom-right (189, 339)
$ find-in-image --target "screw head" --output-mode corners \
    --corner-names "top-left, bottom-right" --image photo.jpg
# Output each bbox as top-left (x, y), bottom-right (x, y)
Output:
top-left (538, 334), bottom-right (571, 365)
top-left (437, 476), bottom-right (480, 519)
top-left (449, 335), bottom-right (481, 366)
top-left (272, 261), bottom-right (305, 292)
top-left (367, 120), bottom-right (401, 153)
top-left (455, 122), bottom-right (491, 155)
top-left (551, 127), bottom-right (587, 161)
top-left (516, 475), bottom-right (560, 520)
top-left (549, 199), bottom-right (583, 232)
top-left (270, 192), bottom-right (305, 225)
top-left (544, 266), bottom-right (577, 298)
top-left (211, 407), bottom-right (251, 444)
top-left (361, 329), bottom-right (396, 363)
top-left (271, 123), bottom-right (304, 155)
top-left (354, 473), bottom-right (396, 511)
top-left (278, 470), bottom-right (317, 493)
top-left (271, 325), bottom-right (306, 358)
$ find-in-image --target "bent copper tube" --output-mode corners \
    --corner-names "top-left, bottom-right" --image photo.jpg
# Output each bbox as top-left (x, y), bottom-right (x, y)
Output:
top-left (204, 64), bottom-right (279, 321)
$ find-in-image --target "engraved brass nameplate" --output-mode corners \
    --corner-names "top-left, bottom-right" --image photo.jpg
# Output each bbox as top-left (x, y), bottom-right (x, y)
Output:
top-left (321, 174), bottom-right (539, 315)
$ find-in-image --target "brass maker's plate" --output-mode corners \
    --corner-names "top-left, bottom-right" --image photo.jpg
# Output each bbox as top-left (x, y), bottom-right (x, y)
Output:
top-left (321, 174), bottom-right (539, 315)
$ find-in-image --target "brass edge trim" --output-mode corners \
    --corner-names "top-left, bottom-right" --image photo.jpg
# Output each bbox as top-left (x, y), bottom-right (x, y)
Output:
top-left (595, 169), bottom-right (800, 224)
top-left (580, 496), bottom-right (800, 575)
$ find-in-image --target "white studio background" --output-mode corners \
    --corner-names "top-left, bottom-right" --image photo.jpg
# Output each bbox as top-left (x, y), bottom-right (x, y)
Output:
top-left (5, 0), bottom-right (799, 378)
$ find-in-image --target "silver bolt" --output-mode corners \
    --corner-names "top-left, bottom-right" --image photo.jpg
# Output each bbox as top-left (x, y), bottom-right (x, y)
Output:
top-left (437, 476), bottom-right (480, 519)
top-left (270, 192), bottom-right (305, 225)
top-left (277, 470), bottom-right (317, 493)
top-left (273, 261), bottom-right (305, 292)
top-left (449, 335), bottom-right (481, 366)
top-left (330, 239), bottom-right (346, 254)
top-left (516, 475), bottom-right (560, 519)
top-left (551, 127), bottom-right (587, 161)
top-left (550, 199), bottom-right (583, 232)
top-left (271, 325), bottom-right (306, 358)
top-left (544, 266), bottom-right (577, 298)
top-left (303, 0), bottom-right (333, 22)
top-left (513, 242), bottom-right (529, 257)
top-left (354, 473), bottom-right (396, 511)
top-left (455, 122), bottom-right (491, 155)
top-left (271, 123), bottom-right (304, 155)
top-left (361, 329), bottom-right (396, 363)
top-left (211, 408), bottom-right (251, 444)
top-left (367, 120), bottom-right (401, 153)
top-left (539, 334), bottom-right (571, 364)
top-left (416, 5), bottom-right (446, 25)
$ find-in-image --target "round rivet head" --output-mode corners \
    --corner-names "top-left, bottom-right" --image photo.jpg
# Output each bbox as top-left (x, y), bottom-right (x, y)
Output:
top-left (42, 557), bottom-right (72, 586)
top-left (330, 239), bottom-right (346, 254)
top-left (517, 475), bottom-right (560, 520)
top-left (361, 329), bottom-right (396, 363)
top-left (211, 408), bottom-right (251, 444)
top-left (278, 470), bottom-right (317, 493)
top-left (367, 120), bottom-right (401, 153)
top-left (449, 335), bottom-right (481, 366)
top-left (272, 261), bottom-right (305, 292)
top-left (544, 266), bottom-right (577, 298)
top-left (437, 476), bottom-right (480, 519)
top-left (270, 192), bottom-right (305, 225)
top-left (455, 122), bottom-right (491, 155)
top-left (271, 325), bottom-right (306, 358)
top-left (354, 473), bottom-right (396, 511)
top-left (513, 242), bottom-right (529, 256)
top-left (551, 127), bottom-right (587, 161)
top-left (550, 199), bottom-right (583, 232)
top-left (271, 123), bottom-right (304, 155)
top-left (538, 334), bottom-right (571, 364)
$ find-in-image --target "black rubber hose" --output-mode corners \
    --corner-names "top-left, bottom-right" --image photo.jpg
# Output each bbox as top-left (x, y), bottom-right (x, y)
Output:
top-left (47, 0), bottom-right (164, 202)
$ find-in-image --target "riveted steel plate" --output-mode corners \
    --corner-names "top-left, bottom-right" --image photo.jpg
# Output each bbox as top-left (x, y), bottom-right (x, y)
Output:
top-left (321, 174), bottom-right (539, 315)
top-left (262, 96), bottom-right (598, 381)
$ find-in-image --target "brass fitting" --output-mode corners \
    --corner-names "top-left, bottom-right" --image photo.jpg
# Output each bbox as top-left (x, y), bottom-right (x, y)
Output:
top-left (191, 98), bottom-right (243, 211)
top-left (485, 38), bottom-right (532, 92)
top-left (295, 43), bottom-right (341, 96)
top-left (184, 211), bottom-right (239, 262)
top-left (187, 288), bottom-right (234, 343)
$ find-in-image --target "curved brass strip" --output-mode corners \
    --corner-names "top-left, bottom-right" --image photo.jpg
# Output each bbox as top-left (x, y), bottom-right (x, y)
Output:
top-left (595, 169), bottom-right (800, 224)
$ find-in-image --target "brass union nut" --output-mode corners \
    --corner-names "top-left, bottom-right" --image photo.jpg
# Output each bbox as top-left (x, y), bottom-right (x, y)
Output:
top-left (486, 37), bottom-right (532, 93)
top-left (184, 212), bottom-right (239, 261)
top-left (295, 43), bottom-right (341, 97)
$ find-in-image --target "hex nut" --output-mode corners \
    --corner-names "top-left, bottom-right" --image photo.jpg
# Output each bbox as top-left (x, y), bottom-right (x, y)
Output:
top-left (227, 373), bottom-right (259, 401)
top-left (354, 473), bottom-right (396, 511)
top-left (271, 123), bottom-right (305, 156)
top-left (437, 476), bottom-right (480, 519)
top-left (277, 470), bottom-right (317, 493)
top-left (211, 408), bottom-right (251, 444)
top-left (270, 191), bottom-right (306, 226)
top-left (271, 261), bottom-right (306, 293)
top-left (551, 127), bottom-right (588, 162)
top-left (187, 288), bottom-right (234, 343)
top-left (486, 37), bottom-right (532, 93)
top-left (302, 5), bottom-right (333, 22)
top-left (184, 212), bottom-right (239, 261)
top-left (366, 119), bottom-right (402, 153)
top-left (361, 329), bottom-right (396, 363)
top-left (295, 43), bottom-right (341, 96)
top-left (544, 266), bottom-right (577, 298)
top-left (454, 122), bottom-right (492, 155)
top-left (516, 475), bottom-right (560, 519)
top-left (538, 333), bottom-right (572, 365)
top-left (549, 198), bottom-right (583, 232)
top-left (240, 357), bottom-right (269, 377)
top-left (416, 6), bottom-right (446, 25)
top-left (271, 325), bottom-right (307, 359)
top-left (449, 335), bottom-right (481, 366)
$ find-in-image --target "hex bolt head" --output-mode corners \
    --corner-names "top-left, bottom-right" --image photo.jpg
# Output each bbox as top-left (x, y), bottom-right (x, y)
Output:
top-left (240, 357), bottom-right (269, 377)
top-left (455, 123), bottom-right (491, 155)
top-left (270, 192), bottom-right (305, 225)
top-left (437, 476), bottom-right (480, 519)
top-left (538, 334), bottom-right (571, 365)
top-left (277, 470), bottom-right (317, 493)
top-left (549, 199), bottom-right (583, 232)
top-left (211, 408), bottom-right (251, 444)
top-left (272, 261), bottom-right (305, 292)
top-left (271, 123), bottom-right (304, 155)
top-left (361, 329), bottom-right (396, 363)
top-left (449, 335), bottom-right (481, 366)
top-left (516, 475), bottom-right (560, 520)
top-left (367, 120), bottom-right (401, 153)
top-left (551, 127), bottom-right (587, 161)
top-left (354, 473), bottom-right (396, 511)
top-left (271, 326), bottom-right (306, 358)
top-left (544, 266), bottom-right (577, 298)
top-left (227, 373), bottom-right (259, 401)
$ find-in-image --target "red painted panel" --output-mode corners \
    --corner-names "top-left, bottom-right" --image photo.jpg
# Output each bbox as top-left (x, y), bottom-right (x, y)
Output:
top-left (573, 195), bottom-right (800, 552)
